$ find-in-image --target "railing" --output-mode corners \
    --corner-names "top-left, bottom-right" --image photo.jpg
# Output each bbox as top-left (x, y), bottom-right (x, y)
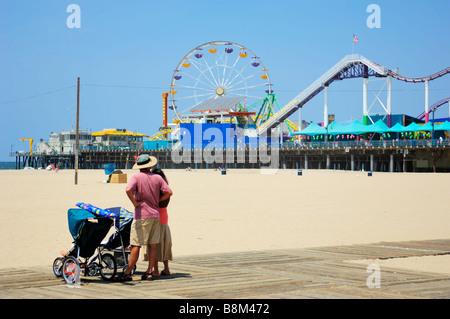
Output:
top-left (10, 139), bottom-right (449, 157)
top-left (164, 139), bottom-right (449, 150)
top-left (280, 139), bottom-right (450, 149)
top-left (79, 145), bottom-right (143, 151)
top-left (79, 141), bottom-right (177, 151)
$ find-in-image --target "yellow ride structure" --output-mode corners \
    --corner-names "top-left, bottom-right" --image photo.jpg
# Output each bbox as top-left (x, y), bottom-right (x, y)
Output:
top-left (19, 138), bottom-right (33, 155)
top-left (148, 127), bottom-right (172, 141)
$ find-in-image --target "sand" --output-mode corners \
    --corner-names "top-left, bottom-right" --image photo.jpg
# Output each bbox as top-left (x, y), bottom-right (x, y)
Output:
top-left (0, 168), bottom-right (449, 275)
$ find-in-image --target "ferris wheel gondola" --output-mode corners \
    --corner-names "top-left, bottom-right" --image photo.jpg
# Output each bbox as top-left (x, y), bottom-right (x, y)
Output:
top-left (169, 41), bottom-right (272, 122)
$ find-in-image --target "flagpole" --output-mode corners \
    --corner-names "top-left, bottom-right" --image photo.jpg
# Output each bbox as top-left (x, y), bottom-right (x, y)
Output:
top-left (352, 34), bottom-right (358, 55)
top-left (352, 35), bottom-right (354, 55)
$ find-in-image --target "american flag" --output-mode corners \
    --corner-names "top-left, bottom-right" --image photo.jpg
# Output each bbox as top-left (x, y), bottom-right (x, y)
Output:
top-left (353, 34), bottom-right (359, 43)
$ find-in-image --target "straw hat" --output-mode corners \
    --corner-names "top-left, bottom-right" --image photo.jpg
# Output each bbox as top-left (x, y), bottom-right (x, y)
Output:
top-left (133, 154), bottom-right (158, 170)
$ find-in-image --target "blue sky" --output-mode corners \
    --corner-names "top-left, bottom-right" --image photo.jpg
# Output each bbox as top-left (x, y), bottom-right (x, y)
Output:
top-left (1, 0), bottom-right (449, 161)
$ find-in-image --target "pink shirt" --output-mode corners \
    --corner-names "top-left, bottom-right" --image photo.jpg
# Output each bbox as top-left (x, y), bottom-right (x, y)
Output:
top-left (127, 172), bottom-right (172, 219)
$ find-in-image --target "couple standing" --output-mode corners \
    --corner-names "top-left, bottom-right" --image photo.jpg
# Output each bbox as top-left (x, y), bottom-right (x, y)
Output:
top-left (115, 154), bottom-right (173, 282)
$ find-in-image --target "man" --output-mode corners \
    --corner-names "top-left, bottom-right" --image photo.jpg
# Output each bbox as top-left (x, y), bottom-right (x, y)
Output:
top-left (115, 154), bottom-right (172, 281)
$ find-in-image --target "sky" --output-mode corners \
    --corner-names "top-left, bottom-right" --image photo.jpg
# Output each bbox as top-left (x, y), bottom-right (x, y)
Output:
top-left (1, 0), bottom-right (449, 161)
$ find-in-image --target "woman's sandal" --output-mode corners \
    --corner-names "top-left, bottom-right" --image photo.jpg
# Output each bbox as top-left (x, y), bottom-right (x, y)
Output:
top-left (114, 273), bottom-right (133, 282)
top-left (141, 272), bottom-right (153, 280)
top-left (141, 272), bottom-right (159, 280)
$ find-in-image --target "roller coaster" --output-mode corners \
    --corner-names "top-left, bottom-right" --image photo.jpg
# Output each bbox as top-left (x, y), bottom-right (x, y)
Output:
top-left (256, 54), bottom-right (450, 136)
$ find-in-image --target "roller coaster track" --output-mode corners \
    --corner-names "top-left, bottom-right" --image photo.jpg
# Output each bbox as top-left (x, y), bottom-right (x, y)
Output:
top-left (416, 97), bottom-right (450, 120)
top-left (257, 54), bottom-right (450, 136)
top-left (389, 68), bottom-right (450, 83)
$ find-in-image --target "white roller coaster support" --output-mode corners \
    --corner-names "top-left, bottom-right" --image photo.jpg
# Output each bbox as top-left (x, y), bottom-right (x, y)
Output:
top-left (363, 78), bottom-right (368, 123)
top-left (425, 80), bottom-right (429, 123)
top-left (324, 85), bottom-right (329, 127)
top-left (387, 75), bottom-right (392, 126)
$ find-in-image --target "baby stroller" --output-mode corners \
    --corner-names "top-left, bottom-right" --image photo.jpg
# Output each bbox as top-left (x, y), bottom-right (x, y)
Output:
top-left (101, 207), bottom-right (136, 274)
top-left (53, 208), bottom-right (118, 283)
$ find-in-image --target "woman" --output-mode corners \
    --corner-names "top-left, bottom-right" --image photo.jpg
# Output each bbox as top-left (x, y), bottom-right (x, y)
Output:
top-left (146, 167), bottom-right (173, 277)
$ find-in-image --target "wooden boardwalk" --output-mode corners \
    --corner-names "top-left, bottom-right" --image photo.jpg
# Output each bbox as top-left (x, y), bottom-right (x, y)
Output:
top-left (1, 239), bottom-right (449, 299)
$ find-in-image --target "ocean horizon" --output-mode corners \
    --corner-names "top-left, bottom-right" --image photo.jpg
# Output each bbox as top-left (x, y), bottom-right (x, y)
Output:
top-left (0, 161), bottom-right (16, 170)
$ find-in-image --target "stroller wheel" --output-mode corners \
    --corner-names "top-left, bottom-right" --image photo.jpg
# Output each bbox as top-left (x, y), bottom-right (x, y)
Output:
top-left (62, 256), bottom-right (80, 285)
top-left (53, 257), bottom-right (64, 277)
top-left (88, 262), bottom-right (99, 276)
top-left (99, 253), bottom-right (117, 281)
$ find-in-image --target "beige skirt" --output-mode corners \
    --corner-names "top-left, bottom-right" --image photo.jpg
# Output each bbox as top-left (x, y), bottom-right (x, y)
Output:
top-left (157, 224), bottom-right (173, 262)
top-left (143, 224), bottom-right (173, 262)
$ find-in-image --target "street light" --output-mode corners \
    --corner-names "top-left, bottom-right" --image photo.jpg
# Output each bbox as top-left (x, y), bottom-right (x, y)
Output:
top-left (432, 109), bottom-right (435, 142)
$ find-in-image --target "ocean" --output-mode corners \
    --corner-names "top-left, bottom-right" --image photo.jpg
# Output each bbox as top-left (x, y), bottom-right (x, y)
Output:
top-left (0, 162), bottom-right (16, 170)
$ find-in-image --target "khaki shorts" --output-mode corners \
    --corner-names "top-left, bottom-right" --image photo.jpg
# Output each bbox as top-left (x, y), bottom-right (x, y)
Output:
top-left (130, 218), bottom-right (160, 246)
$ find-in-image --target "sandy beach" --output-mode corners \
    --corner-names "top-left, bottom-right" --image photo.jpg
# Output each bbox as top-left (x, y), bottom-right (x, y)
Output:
top-left (0, 168), bottom-right (449, 275)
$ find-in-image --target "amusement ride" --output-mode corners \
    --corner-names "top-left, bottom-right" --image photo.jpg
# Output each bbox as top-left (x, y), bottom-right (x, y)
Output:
top-left (148, 40), bottom-right (449, 144)
top-left (168, 41), bottom-right (288, 128)
top-left (148, 41), bottom-right (298, 142)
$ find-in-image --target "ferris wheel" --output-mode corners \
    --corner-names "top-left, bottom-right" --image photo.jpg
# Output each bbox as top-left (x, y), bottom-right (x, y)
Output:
top-left (169, 41), bottom-right (272, 121)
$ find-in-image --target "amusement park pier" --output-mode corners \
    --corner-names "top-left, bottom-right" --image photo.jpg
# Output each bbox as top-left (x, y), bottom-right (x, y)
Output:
top-left (11, 137), bottom-right (450, 173)
top-left (10, 47), bottom-right (450, 172)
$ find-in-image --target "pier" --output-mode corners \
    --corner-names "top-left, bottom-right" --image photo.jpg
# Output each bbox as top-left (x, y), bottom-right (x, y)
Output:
top-left (10, 139), bottom-right (450, 172)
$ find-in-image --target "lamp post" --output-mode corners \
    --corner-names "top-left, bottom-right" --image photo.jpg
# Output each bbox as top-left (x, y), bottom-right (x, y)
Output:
top-left (432, 109), bottom-right (435, 142)
top-left (75, 77), bottom-right (80, 185)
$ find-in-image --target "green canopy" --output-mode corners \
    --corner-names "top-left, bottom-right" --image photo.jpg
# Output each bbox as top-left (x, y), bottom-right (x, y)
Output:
top-left (434, 121), bottom-right (450, 131)
top-left (325, 121), bottom-right (345, 135)
top-left (406, 122), bottom-right (433, 132)
top-left (343, 120), bottom-right (367, 135)
top-left (324, 120), bottom-right (368, 135)
top-left (388, 122), bottom-right (407, 133)
top-left (326, 120), bottom-right (389, 135)
top-left (388, 122), bottom-right (434, 133)
top-left (293, 122), bottom-right (327, 136)
top-left (296, 120), bottom-right (391, 136)
top-left (365, 119), bottom-right (390, 134)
